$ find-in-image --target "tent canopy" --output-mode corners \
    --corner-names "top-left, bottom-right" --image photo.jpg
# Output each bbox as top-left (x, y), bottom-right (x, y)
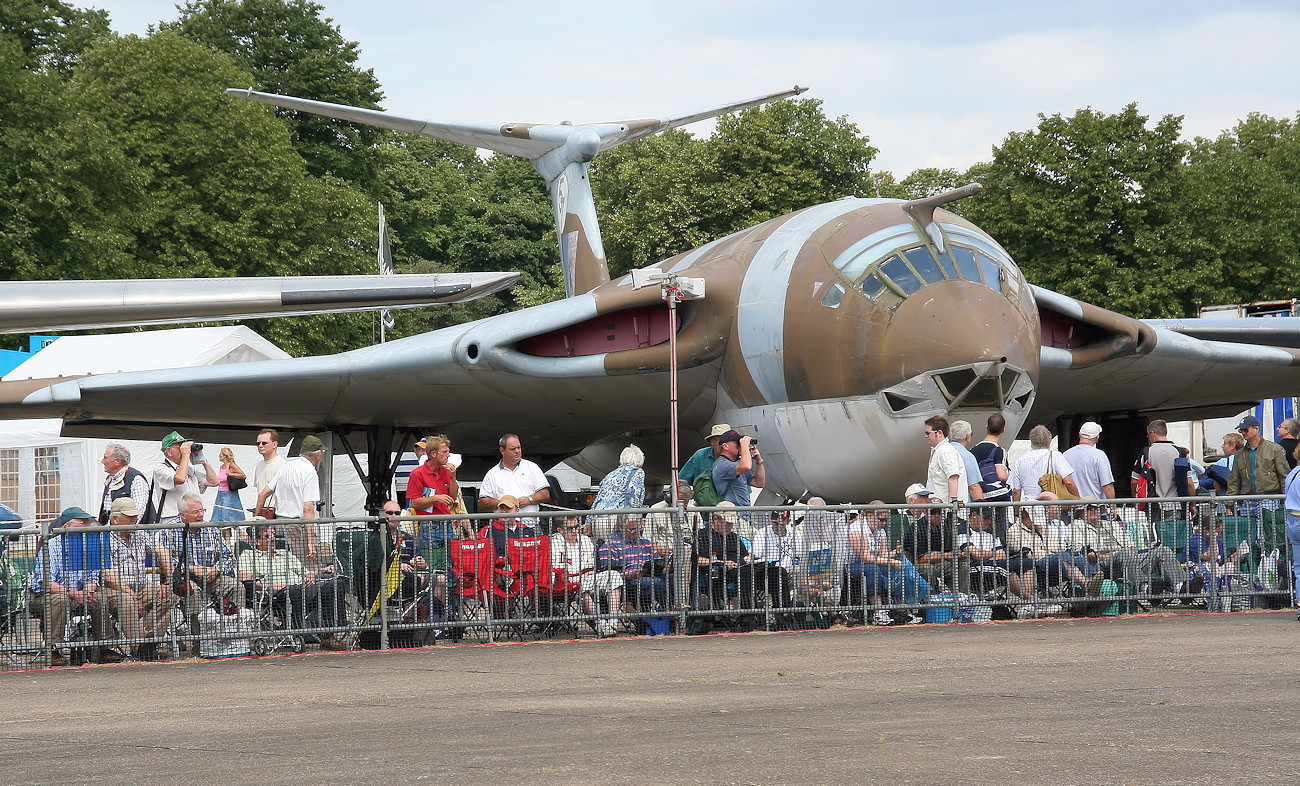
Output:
top-left (2, 326), bottom-right (290, 381)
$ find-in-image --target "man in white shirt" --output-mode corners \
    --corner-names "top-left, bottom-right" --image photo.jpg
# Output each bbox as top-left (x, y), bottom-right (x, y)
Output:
top-left (256, 434), bottom-right (326, 565)
top-left (1061, 421), bottom-right (1116, 501)
top-left (924, 416), bottom-right (968, 504)
top-left (152, 431), bottom-right (217, 520)
top-left (252, 428), bottom-right (288, 517)
top-left (479, 434), bottom-right (550, 528)
top-left (750, 509), bottom-right (804, 615)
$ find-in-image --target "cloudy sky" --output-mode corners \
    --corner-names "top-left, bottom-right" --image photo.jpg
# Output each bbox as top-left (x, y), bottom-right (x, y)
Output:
top-left (91, 0), bottom-right (1300, 175)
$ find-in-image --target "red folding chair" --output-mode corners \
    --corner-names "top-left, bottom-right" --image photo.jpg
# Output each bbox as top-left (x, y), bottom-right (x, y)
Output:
top-left (448, 539), bottom-right (494, 641)
top-left (537, 547), bottom-right (587, 638)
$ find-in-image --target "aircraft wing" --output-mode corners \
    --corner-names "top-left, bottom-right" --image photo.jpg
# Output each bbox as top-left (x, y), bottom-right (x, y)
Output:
top-left (0, 288), bottom-right (717, 457)
top-left (0, 272), bottom-right (518, 334)
top-left (1029, 285), bottom-right (1300, 423)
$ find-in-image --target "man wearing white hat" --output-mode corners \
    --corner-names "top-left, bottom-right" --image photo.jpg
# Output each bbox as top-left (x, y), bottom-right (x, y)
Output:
top-left (1062, 421), bottom-right (1116, 501)
top-left (680, 423), bottom-right (731, 489)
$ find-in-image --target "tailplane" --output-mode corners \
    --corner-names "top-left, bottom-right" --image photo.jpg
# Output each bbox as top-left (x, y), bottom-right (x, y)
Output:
top-left (228, 86), bottom-right (808, 297)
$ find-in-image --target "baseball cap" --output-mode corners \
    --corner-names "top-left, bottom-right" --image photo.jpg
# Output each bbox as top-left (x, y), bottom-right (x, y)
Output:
top-left (1236, 415), bottom-right (1261, 430)
top-left (707, 423), bottom-right (732, 440)
top-left (414, 438), bottom-right (429, 449)
top-left (1079, 421), bottom-right (1102, 439)
top-left (904, 483), bottom-right (933, 498)
top-left (716, 429), bottom-right (744, 444)
top-left (497, 495), bottom-right (520, 510)
top-left (54, 506), bottom-right (93, 526)
top-left (300, 435), bottom-right (325, 452)
top-left (110, 497), bottom-right (140, 517)
top-left (160, 431), bottom-right (188, 450)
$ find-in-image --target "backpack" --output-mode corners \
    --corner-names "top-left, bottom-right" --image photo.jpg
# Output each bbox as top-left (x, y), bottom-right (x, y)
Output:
top-left (692, 466), bottom-right (721, 508)
top-left (1132, 447), bottom-right (1157, 500)
top-left (972, 442), bottom-right (1011, 499)
top-left (1133, 443), bottom-right (1190, 503)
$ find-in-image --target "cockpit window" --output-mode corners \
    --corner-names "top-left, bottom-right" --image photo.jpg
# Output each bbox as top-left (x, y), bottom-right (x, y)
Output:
top-left (820, 282), bottom-right (845, 308)
top-left (903, 247), bottom-right (944, 285)
top-left (976, 249), bottom-right (1002, 291)
top-left (824, 218), bottom-right (1026, 310)
top-left (879, 254), bottom-right (923, 295)
top-left (948, 245), bottom-right (982, 283)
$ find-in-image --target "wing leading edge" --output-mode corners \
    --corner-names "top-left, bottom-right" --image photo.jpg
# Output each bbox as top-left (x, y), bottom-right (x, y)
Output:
top-left (1031, 286), bottom-right (1300, 423)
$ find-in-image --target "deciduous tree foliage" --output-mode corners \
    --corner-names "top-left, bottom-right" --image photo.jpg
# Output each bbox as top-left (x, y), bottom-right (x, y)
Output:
top-left (164, 0), bottom-right (385, 188)
top-left (1178, 113), bottom-right (1300, 304)
top-left (7, 30), bottom-right (376, 354)
top-left (593, 99), bottom-right (878, 277)
top-left (960, 104), bottom-right (1208, 317)
top-left (0, 0), bottom-right (109, 73)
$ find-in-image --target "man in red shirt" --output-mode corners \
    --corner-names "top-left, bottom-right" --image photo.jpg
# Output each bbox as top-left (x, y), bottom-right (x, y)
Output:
top-left (404, 435), bottom-right (460, 593)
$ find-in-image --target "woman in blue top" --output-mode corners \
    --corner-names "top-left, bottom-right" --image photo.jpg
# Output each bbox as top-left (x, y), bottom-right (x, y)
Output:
top-left (1283, 442), bottom-right (1300, 620)
top-left (590, 445), bottom-right (646, 540)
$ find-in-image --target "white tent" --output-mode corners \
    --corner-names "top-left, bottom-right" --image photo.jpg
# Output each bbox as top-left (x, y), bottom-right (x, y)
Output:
top-left (0, 327), bottom-right (367, 524)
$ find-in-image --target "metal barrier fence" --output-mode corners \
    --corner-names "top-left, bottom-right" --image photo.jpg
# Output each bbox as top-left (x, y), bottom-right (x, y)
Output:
top-left (0, 494), bottom-right (1293, 668)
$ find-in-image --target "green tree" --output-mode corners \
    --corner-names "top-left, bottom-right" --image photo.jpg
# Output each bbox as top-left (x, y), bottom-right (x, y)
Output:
top-left (1179, 113), bottom-right (1300, 304)
top-left (164, 0), bottom-right (385, 188)
top-left (593, 98), bottom-right (878, 276)
top-left (868, 167), bottom-right (967, 201)
top-left (452, 154), bottom-right (558, 309)
top-left (0, 0), bottom-right (110, 73)
top-left (372, 135), bottom-right (483, 269)
top-left (962, 104), bottom-right (1207, 317)
top-left (707, 98), bottom-right (878, 232)
top-left (592, 129), bottom-right (719, 275)
top-left (19, 31), bottom-right (376, 355)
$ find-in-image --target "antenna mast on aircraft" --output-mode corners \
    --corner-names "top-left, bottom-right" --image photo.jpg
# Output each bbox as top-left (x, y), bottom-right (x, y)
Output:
top-left (227, 86), bottom-right (808, 298)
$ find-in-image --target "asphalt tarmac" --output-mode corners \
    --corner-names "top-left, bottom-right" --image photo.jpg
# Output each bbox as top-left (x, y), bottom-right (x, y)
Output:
top-left (1, 610), bottom-right (1296, 785)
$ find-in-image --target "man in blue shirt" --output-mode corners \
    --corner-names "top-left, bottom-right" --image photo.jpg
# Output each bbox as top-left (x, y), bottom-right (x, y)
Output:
top-left (711, 430), bottom-right (765, 511)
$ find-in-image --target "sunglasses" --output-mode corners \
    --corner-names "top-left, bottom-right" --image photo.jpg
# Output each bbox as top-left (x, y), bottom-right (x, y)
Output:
top-left (383, 510), bottom-right (402, 516)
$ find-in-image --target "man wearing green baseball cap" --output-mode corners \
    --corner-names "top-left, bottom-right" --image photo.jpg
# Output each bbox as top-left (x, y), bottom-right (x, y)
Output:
top-left (152, 430), bottom-right (216, 521)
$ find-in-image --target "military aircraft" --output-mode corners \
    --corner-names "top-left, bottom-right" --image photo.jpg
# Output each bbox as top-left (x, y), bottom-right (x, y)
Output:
top-left (1, 86), bottom-right (1298, 508)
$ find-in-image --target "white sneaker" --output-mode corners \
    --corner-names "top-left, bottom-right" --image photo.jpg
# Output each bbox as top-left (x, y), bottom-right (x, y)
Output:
top-left (1036, 603), bottom-right (1065, 616)
top-left (597, 620), bottom-right (618, 638)
top-left (872, 610), bottom-right (894, 626)
top-left (1016, 604), bottom-right (1039, 619)
top-left (904, 613), bottom-right (925, 625)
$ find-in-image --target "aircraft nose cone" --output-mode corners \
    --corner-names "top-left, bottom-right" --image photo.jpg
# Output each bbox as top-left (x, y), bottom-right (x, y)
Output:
top-left (879, 282), bottom-right (1038, 381)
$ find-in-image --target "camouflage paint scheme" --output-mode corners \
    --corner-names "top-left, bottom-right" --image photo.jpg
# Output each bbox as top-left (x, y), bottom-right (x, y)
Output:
top-left (2, 88), bottom-right (1299, 502)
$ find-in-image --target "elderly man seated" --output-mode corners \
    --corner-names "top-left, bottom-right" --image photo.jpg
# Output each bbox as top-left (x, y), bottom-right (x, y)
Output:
top-left (1067, 502), bottom-right (1197, 605)
top-left (1004, 507), bottom-right (1094, 617)
top-left (597, 514), bottom-right (666, 612)
top-left (236, 524), bottom-right (347, 649)
top-left (552, 514), bottom-right (620, 637)
top-left (100, 498), bottom-right (174, 660)
top-left (750, 509), bottom-right (802, 614)
top-left (846, 502), bottom-right (929, 625)
top-left (691, 506), bottom-right (755, 628)
top-left (900, 484), bottom-right (970, 593)
top-left (161, 493), bottom-right (245, 647)
top-left (27, 507), bottom-right (138, 665)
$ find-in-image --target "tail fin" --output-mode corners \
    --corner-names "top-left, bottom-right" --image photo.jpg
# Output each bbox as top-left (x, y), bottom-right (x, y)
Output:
top-left (228, 86), bottom-right (808, 297)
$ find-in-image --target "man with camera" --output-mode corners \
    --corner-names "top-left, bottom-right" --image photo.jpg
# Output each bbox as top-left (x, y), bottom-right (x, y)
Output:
top-left (711, 430), bottom-right (765, 511)
top-left (152, 431), bottom-right (217, 521)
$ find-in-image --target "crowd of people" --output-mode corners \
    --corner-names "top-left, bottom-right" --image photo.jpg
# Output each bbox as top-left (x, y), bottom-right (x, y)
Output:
top-left (8, 415), bottom-right (1300, 668)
